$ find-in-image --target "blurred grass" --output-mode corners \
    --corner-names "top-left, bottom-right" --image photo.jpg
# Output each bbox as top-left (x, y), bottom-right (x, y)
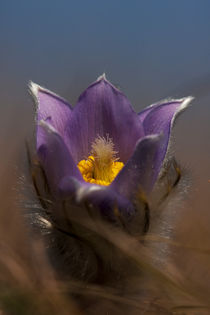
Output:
top-left (0, 151), bottom-right (210, 315)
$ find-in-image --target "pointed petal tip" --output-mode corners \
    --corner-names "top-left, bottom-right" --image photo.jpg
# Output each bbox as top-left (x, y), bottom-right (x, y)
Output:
top-left (172, 96), bottom-right (194, 126)
top-left (28, 81), bottom-right (72, 112)
top-left (28, 81), bottom-right (40, 103)
top-left (28, 81), bottom-right (46, 110)
top-left (167, 96), bottom-right (194, 111)
top-left (180, 95), bottom-right (194, 109)
top-left (96, 73), bottom-right (118, 89)
top-left (97, 73), bottom-right (107, 81)
top-left (28, 81), bottom-right (47, 98)
top-left (29, 81), bottom-right (52, 95)
top-left (28, 81), bottom-right (43, 112)
top-left (94, 73), bottom-right (123, 94)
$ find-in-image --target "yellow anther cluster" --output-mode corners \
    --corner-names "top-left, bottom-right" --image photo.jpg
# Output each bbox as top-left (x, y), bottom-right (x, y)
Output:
top-left (77, 156), bottom-right (124, 186)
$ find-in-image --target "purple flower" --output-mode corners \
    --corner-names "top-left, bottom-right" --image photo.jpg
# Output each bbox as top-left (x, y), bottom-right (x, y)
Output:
top-left (29, 75), bottom-right (193, 222)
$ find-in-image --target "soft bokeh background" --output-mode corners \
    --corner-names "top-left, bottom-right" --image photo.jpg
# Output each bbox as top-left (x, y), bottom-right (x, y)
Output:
top-left (1, 0), bottom-right (210, 312)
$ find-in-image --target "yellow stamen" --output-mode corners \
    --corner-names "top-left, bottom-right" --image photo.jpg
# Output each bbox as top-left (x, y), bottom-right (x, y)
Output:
top-left (77, 136), bottom-right (124, 186)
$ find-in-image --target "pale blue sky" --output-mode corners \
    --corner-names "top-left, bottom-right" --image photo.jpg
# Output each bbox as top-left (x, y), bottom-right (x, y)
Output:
top-left (1, 0), bottom-right (210, 106)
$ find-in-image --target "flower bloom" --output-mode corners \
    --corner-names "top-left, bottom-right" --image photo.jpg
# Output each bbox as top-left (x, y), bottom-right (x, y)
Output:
top-left (29, 75), bottom-right (193, 221)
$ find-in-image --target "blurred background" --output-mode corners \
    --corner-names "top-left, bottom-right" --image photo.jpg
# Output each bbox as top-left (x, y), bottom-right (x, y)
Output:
top-left (1, 0), bottom-right (210, 312)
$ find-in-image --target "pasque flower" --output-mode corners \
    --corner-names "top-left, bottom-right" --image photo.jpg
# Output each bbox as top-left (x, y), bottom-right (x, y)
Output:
top-left (29, 75), bottom-right (193, 221)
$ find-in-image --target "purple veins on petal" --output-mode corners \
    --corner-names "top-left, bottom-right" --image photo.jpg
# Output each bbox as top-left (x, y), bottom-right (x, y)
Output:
top-left (37, 120), bottom-right (83, 194)
top-left (29, 82), bottom-right (72, 142)
top-left (65, 76), bottom-right (144, 163)
top-left (142, 97), bottom-right (193, 174)
top-left (142, 97), bottom-right (193, 136)
top-left (111, 134), bottom-right (163, 199)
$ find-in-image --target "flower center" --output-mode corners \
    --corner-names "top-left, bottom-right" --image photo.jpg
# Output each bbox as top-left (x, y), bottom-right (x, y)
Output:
top-left (77, 136), bottom-right (124, 186)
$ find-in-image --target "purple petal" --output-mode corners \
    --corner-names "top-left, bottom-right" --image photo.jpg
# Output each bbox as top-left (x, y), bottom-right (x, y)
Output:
top-left (29, 82), bottom-right (72, 141)
top-left (37, 120), bottom-right (83, 194)
top-left (143, 97), bottom-right (193, 174)
top-left (138, 101), bottom-right (162, 123)
top-left (111, 134), bottom-right (163, 198)
top-left (65, 76), bottom-right (144, 163)
top-left (59, 177), bottom-right (135, 221)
